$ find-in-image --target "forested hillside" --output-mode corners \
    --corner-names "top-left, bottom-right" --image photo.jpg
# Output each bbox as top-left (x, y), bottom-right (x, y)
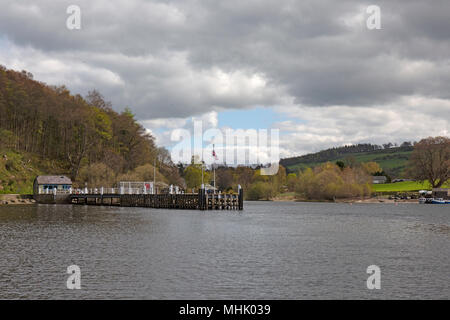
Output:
top-left (280, 144), bottom-right (414, 177)
top-left (0, 66), bottom-right (182, 193)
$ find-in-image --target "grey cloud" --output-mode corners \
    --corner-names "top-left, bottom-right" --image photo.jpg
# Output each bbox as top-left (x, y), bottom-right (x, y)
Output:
top-left (0, 0), bottom-right (450, 119)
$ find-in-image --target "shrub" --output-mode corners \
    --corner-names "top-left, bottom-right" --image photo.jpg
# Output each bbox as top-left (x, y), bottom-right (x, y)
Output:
top-left (247, 181), bottom-right (273, 200)
top-left (295, 162), bottom-right (372, 200)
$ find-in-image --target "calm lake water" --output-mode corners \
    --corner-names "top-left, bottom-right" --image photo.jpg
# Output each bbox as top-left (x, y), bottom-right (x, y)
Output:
top-left (0, 201), bottom-right (448, 299)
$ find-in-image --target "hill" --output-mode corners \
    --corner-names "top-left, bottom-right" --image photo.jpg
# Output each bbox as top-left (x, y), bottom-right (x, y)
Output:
top-left (0, 66), bottom-right (183, 193)
top-left (280, 144), bottom-right (413, 178)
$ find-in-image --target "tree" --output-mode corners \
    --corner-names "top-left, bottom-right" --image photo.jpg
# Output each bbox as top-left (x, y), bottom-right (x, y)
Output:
top-left (247, 181), bottom-right (273, 200)
top-left (234, 166), bottom-right (254, 190)
top-left (408, 136), bottom-right (450, 188)
top-left (157, 147), bottom-right (172, 166)
top-left (344, 156), bottom-right (357, 168)
top-left (86, 89), bottom-right (112, 110)
top-left (361, 161), bottom-right (382, 175)
top-left (77, 162), bottom-right (116, 187)
top-left (335, 160), bottom-right (345, 170)
top-left (184, 165), bottom-right (210, 189)
top-left (286, 173), bottom-right (297, 191)
top-left (216, 167), bottom-right (234, 191)
top-left (401, 141), bottom-right (412, 147)
top-left (295, 162), bottom-right (371, 200)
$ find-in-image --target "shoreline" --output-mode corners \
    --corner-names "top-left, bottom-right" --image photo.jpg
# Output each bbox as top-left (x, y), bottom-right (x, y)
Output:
top-left (0, 193), bottom-right (419, 206)
top-left (270, 195), bottom-right (418, 204)
top-left (0, 194), bottom-right (36, 205)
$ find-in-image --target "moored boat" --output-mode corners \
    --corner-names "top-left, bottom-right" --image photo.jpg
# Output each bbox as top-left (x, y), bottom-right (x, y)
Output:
top-left (431, 198), bottom-right (447, 204)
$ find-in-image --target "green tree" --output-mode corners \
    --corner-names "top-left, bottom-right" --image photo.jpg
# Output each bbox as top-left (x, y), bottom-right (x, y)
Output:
top-left (184, 165), bottom-right (210, 189)
top-left (335, 160), bottom-right (345, 170)
top-left (286, 173), bottom-right (297, 192)
top-left (295, 163), bottom-right (371, 201)
top-left (247, 181), bottom-right (273, 200)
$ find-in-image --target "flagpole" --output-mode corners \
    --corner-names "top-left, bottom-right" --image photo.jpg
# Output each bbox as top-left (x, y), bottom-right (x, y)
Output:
top-left (201, 147), bottom-right (204, 187)
top-left (153, 157), bottom-right (156, 194)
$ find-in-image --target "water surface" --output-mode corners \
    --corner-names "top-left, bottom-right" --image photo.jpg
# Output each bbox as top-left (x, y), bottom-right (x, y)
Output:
top-left (0, 201), bottom-right (448, 299)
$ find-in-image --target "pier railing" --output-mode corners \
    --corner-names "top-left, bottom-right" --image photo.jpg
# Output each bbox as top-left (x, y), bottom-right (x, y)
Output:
top-left (71, 187), bottom-right (152, 195)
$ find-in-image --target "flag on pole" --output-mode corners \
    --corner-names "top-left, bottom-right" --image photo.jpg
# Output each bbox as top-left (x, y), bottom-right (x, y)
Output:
top-left (212, 144), bottom-right (218, 160)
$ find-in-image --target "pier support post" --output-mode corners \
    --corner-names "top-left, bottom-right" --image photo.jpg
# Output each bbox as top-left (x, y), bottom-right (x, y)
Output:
top-left (199, 184), bottom-right (206, 210)
top-left (238, 184), bottom-right (243, 210)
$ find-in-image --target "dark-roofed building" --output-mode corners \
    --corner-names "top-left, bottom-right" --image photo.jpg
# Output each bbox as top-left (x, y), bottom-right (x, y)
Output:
top-left (33, 175), bottom-right (72, 195)
top-left (372, 176), bottom-right (387, 184)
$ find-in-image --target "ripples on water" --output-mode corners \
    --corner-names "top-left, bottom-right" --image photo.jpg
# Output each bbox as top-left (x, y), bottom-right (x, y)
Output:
top-left (0, 202), bottom-right (448, 299)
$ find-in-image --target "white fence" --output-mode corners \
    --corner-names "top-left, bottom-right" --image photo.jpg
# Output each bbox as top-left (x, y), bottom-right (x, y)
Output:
top-left (71, 185), bottom-right (183, 195)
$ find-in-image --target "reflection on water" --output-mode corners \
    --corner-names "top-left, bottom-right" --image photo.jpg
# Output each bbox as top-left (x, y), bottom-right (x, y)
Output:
top-left (0, 202), bottom-right (448, 299)
top-left (407, 223), bottom-right (450, 235)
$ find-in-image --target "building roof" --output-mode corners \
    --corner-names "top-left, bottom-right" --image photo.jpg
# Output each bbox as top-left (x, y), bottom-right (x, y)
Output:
top-left (372, 176), bottom-right (387, 181)
top-left (35, 175), bottom-right (72, 185)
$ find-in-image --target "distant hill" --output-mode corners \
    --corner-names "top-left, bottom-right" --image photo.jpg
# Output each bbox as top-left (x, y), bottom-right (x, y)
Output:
top-left (280, 144), bottom-right (414, 178)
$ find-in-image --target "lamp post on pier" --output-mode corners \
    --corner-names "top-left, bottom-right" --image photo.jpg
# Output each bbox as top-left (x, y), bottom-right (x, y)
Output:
top-left (154, 157), bottom-right (156, 194)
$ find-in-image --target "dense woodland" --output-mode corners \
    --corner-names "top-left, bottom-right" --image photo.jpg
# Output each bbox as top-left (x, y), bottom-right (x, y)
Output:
top-left (0, 66), bottom-right (183, 188)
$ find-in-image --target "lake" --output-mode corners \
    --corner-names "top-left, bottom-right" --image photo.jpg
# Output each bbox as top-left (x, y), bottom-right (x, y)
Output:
top-left (0, 201), bottom-right (448, 299)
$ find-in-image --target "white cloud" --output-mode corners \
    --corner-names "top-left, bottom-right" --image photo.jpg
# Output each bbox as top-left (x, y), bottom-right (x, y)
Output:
top-left (275, 96), bottom-right (450, 158)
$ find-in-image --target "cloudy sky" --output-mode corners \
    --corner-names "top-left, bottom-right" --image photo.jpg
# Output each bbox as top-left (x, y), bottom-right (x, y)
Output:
top-left (0, 0), bottom-right (449, 161)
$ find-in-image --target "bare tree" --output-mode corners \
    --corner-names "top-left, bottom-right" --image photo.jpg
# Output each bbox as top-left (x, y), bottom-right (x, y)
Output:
top-left (408, 136), bottom-right (450, 188)
top-left (85, 90), bottom-right (112, 110)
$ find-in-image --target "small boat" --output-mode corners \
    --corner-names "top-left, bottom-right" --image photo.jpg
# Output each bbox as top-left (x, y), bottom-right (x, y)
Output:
top-left (418, 197), bottom-right (427, 204)
top-left (431, 198), bottom-right (447, 204)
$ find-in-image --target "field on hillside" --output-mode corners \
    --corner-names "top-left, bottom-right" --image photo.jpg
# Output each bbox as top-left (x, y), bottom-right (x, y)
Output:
top-left (285, 149), bottom-right (412, 177)
top-left (371, 180), bottom-right (449, 192)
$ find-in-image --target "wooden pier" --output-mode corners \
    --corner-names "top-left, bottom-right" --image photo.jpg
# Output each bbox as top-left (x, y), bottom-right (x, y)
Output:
top-left (70, 189), bottom-right (243, 210)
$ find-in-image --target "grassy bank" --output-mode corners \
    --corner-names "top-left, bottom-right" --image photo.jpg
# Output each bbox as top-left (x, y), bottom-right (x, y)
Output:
top-left (0, 149), bottom-right (67, 194)
top-left (371, 180), bottom-right (449, 193)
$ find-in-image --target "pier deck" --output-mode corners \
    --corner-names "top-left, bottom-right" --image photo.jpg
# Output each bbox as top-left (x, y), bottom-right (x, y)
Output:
top-left (70, 190), bottom-right (243, 210)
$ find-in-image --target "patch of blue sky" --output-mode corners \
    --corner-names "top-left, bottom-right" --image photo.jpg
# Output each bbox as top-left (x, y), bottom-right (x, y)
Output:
top-left (218, 107), bottom-right (282, 130)
top-left (218, 106), bottom-right (305, 133)
top-left (0, 35), bottom-right (12, 52)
